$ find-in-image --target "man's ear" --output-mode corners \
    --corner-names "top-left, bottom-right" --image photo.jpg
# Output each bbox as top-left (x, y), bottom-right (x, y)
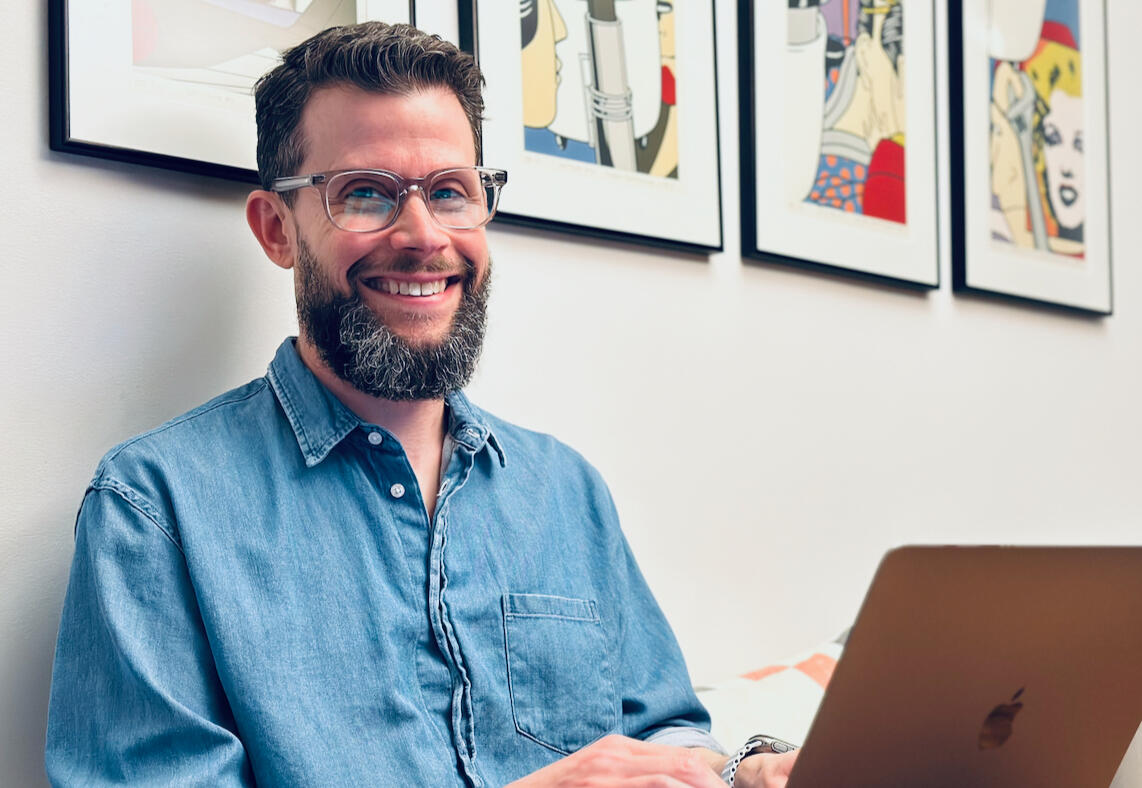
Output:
top-left (246, 189), bottom-right (297, 270)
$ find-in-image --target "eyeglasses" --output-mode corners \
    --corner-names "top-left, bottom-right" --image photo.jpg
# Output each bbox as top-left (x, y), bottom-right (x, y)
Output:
top-left (271, 166), bottom-right (508, 233)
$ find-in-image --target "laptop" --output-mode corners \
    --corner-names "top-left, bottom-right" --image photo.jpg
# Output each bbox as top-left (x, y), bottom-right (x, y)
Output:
top-left (786, 545), bottom-right (1142, 787)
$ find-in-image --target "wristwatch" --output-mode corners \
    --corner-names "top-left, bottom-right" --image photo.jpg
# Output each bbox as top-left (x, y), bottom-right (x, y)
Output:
top-left (720, 734), bottom-right (798, 787)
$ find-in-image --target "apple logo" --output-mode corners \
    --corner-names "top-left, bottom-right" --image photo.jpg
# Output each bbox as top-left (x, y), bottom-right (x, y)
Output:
top-left (978, 687), bottom-right (1025, 750)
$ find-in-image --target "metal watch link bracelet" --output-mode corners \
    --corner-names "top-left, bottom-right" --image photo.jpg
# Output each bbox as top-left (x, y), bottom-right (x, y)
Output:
top-left (720, 734), bottom-right (799, 787)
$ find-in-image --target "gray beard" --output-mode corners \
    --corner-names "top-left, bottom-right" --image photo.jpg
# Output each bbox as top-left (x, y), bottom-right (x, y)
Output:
top-left (295, 239), bottom-right (489, 401)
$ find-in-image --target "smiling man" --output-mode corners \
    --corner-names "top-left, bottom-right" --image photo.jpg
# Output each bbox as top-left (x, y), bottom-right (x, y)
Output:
top-left (45, 22), bottom-right (795, 788)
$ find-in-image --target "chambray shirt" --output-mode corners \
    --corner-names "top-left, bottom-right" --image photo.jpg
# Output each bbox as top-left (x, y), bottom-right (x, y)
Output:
top-left (47, 339), bottom-right (718, 787)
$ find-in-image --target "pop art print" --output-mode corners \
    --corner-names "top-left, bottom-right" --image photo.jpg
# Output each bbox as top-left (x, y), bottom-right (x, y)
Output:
top-left (740, 0), bottom-right (939, 286)
top-left (987, 0), bottom-right (1085, 259)
top-left (797, 0), bottom-right (907, 224)
top-left (474, 0), bottom-right (721, 250)
top-left (950, 0), bottom-right (1110, 313)
top-left (519, 0), bottom-right (679, 179)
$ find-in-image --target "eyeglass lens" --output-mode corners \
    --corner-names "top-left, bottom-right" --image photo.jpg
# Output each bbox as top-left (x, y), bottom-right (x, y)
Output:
top-left (326, 169), bottom-right (493, 232)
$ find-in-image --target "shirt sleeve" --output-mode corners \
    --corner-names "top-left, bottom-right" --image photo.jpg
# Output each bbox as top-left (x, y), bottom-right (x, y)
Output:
top-left (644, 725), bottom-right (727, 753)
top-left (46, 480), bottom-right (253, 786)
top-left (595, 482), bottom-right (722, 752)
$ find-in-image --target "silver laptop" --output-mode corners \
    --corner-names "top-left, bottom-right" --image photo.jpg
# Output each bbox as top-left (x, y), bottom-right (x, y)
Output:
top-left (787, 546), bottom-right (1142, 788)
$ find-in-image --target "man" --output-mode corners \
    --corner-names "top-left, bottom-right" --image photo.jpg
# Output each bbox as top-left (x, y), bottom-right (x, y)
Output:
top-left (46, 22), bottom-right (796, 787)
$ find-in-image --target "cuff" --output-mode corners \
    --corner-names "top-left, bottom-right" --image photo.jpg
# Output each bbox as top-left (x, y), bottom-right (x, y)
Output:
top-left (643, 725), bottom-right (728, 755)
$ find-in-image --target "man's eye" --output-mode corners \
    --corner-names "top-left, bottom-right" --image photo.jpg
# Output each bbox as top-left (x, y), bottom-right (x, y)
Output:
top-left (344, 182), bottom-right (395, 201)
top-left (1043, 125), bottom-right (1062, 146)
top-left (431, 186), bottom-right (468, 201)
top-left (339, 182), bottom-right (397, 214)
top-left (430, 186), bottom-right (475, 215)
top-left (1074, 133), bottom-right (1084, 153)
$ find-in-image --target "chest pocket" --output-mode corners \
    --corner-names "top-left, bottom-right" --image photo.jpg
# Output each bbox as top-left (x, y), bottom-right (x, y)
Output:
top-left (502, 592), bottom-right (619, 754)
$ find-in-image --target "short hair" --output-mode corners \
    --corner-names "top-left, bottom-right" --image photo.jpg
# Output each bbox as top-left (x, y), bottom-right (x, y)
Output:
top-left (253, 21), bottom-right (485, 194)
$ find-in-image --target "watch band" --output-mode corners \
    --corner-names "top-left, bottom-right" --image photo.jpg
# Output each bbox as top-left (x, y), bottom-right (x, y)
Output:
top-left (719, 734), bottom-right (798, 787)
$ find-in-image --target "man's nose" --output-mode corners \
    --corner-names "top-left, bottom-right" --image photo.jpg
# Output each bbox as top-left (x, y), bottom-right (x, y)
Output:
top-left (387, 187), bottom-right (449, 252)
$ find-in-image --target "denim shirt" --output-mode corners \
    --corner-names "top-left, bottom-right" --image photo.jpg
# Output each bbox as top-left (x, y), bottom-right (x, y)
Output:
top-left (46, 339), bottom-right (717, 787)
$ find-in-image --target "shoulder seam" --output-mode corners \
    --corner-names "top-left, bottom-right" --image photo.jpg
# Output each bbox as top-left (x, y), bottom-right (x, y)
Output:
top-left (87, 478), bottom-right (185, 556)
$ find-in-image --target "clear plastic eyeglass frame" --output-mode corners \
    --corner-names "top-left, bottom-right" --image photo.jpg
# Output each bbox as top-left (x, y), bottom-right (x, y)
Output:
top-left (270, 166), bottom-right (508, 232)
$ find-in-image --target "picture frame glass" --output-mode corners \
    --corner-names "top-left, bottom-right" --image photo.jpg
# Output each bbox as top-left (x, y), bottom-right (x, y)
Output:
top-left (959, 0), bottom-right (1111, 313)
top-left (60, 0), bottom-right (414, 177)
top-left (475, 0), bottom-right (722, 251)
top-left (745, 0), bottom-right (940, 286)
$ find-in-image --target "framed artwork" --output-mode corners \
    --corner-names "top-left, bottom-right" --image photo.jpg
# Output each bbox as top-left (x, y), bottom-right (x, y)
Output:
top-left (950, 0), bottom-right (1112, 314)
top-left (461, 1), bottom-right (723, 253)
top-left (739, 0), bottom-right (939, 287)
top-left (49, 0), bottom-right (415, 183)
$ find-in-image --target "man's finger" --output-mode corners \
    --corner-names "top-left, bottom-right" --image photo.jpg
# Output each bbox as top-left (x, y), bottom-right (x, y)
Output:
top-left (508, 735), bottom-right (726, 787)
top-left (590, 736), bottom-right (725, 786)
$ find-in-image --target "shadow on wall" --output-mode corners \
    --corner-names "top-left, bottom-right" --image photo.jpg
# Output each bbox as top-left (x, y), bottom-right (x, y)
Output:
top-left (2, 527), bottom-right (71, 788)
top-left (7, 153), bottom-right (285, 786)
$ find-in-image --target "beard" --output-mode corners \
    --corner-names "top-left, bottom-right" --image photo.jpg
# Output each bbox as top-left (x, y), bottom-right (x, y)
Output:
top-left (295, 238), bottom-right (490, 401)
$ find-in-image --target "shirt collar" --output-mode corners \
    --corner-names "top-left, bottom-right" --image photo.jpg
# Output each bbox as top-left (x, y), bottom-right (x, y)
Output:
top-left (267, 338), bottom-right (505, 468)
top-left (445, 390), bottom-right (507, 468)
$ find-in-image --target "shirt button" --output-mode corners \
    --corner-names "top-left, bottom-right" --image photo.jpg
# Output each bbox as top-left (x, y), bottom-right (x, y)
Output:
top-left (390, 483), bottom-right (406, 499)
top-left (367, 432), bottom-right (383, 445)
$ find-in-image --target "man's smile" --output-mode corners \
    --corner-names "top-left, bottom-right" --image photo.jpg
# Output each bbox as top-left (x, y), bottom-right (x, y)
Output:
top-left (361, 275), bottom-right (461, 297)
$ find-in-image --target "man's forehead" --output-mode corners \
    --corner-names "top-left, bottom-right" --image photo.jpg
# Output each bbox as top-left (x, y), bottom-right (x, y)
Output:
top-left (296, 83), bottom-right (476, 170)
top-left (300, 82), bottom-right (462, 122)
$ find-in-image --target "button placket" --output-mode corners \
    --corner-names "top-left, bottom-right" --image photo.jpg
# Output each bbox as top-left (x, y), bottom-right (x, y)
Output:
top-left (429, 444), bottom-right (484, 782)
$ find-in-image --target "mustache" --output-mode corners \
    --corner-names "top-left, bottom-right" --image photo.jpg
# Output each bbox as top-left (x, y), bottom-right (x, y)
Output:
top-left (345, 256), bottom-right (482, 302)
top-left (346, 255), bottom-right (469, 282)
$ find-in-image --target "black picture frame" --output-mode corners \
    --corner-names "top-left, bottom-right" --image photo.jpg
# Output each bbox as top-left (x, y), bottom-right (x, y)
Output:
top-left (460, 0), bottom-right (723, 255)
top-left (738, 0), bottom-right (940, 288)
top-left (49, 0), bottom-right (415, 184)
top-left (949, 0), bottom-right (1112, 315)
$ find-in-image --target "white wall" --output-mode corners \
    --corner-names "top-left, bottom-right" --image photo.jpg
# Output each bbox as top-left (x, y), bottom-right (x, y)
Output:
top-left (2, 1), bottom-right (1138, 786)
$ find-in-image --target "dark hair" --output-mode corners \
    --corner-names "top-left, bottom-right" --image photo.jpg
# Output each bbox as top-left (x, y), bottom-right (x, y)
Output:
top-left (253, 21), bottom-right (485, 194)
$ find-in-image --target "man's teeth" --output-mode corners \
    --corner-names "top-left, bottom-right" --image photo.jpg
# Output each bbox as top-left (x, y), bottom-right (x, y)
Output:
top-left (369, 279), bottom-right (448, 296)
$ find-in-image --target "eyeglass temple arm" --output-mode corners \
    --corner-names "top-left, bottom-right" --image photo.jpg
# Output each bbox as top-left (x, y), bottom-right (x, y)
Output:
top-left (270, 174), bottom-right (327, 192)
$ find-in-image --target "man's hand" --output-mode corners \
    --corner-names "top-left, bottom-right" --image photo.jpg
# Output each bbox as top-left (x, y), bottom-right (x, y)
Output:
top-left (730, 750), bottom-right (800, 788)
top-left (507, 734), bottom-right (726, 787)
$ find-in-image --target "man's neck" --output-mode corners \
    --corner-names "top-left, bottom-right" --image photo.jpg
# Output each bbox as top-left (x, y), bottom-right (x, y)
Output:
top-left (296, 336), bottom-right (447, 518)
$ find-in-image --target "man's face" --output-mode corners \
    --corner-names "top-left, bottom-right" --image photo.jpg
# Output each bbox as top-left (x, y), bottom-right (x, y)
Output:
top-left (1042, 89), bottom-right (1084, 232)
top-left (286, 85), bottom-right (492, 399)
